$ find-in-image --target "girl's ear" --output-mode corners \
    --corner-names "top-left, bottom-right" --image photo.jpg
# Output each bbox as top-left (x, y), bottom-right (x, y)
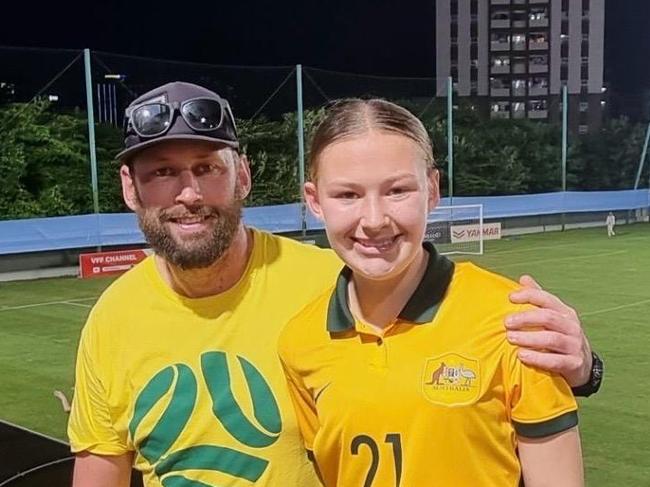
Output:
top-left (427, 168), bottom-right (440, 212)
top-left (304, 182), bottom-right (324, 220)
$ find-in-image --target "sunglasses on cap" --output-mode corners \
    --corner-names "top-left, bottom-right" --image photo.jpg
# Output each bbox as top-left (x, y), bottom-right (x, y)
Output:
top-left (124, 97), bottom-right (237, 139)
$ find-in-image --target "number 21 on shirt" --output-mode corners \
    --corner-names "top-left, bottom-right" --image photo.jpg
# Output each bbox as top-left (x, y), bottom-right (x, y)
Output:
top-left (351, 433), bottom-right (403, 487)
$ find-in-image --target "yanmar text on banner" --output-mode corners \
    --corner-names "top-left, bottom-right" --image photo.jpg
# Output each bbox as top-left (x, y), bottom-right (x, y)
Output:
top-left (79, 249), bottom-right (152, 278)
top-left (450, 223), bottom-right (502, 243)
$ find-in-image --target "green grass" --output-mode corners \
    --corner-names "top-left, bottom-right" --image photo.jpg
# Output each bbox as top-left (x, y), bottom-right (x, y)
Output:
top-left (1, 224), bottom-right (649, 485)
top-left (0, 276), bottom-right (115, 440)
top-left (470, 224), bottom-right (650, 487)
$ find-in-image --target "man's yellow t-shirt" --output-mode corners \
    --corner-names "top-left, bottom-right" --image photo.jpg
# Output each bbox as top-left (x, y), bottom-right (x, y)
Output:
top-left (279, 243), bottom-right (578, 487)
top-left (68, 229), bottom-right (341, 486)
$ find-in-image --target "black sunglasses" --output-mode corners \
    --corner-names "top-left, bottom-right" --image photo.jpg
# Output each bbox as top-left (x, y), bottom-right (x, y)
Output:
top-left (124, 97), bottom-right (236, 138)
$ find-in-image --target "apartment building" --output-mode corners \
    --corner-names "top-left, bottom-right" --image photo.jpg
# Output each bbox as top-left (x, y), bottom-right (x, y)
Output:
top-left (436, 0), bottom-right (605, 133)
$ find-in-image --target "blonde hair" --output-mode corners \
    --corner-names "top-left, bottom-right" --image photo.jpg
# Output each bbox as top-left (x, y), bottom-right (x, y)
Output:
top-left (308, 98), bottom-right (436, 181)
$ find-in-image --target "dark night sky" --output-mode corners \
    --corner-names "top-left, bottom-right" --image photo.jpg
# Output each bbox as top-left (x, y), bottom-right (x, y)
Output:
top-left (1, 1), bottom-right (649, 104)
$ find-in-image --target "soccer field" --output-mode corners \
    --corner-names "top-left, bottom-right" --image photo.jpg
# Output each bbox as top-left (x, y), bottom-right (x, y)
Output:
top-left (1, 224), bottom-right (648, 486)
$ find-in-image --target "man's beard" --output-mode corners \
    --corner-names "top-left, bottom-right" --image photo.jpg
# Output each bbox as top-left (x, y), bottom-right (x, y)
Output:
top-left (136, 194), bottom-right (243, 270)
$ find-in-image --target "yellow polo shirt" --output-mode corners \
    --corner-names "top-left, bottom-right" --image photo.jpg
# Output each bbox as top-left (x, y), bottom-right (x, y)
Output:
top-left (279, 243), bottom-right (578, 487)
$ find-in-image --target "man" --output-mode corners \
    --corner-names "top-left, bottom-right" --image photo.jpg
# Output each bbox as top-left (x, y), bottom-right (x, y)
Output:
top-left (606, 211), bottom-right (616, 237)
top-left (68, 82), bottom-right (603, 486)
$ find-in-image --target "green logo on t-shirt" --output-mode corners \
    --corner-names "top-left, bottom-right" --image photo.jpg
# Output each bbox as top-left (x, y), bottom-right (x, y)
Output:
top-left (129, 351), bottom-right (282, 485)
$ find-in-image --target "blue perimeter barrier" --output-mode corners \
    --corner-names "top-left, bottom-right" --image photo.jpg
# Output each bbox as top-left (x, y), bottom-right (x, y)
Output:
top-left (1, 190), bottom-right (648, 255)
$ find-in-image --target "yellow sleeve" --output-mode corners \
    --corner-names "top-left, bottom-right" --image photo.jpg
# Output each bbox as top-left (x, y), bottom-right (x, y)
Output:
top-left (278, 345), bottom-right (319, 452)
top-left (67, 309), bottom-right (129, 455)
top-left (505, 348), bottom-right (578, 438)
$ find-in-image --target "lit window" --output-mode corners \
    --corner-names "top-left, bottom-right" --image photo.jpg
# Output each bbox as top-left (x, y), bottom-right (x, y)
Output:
top-left (530, 33), bottom-right (547, 44)
top-left (491, 101), bottom-right (510, 112)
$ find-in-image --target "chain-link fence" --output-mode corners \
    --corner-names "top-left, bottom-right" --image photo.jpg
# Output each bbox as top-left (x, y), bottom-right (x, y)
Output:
top-left (1, 45), bottom-right (649, 221)
top-left (0, 47), bottom-right (92, 220)
top-left (91, 50), bottom-right (305, 210)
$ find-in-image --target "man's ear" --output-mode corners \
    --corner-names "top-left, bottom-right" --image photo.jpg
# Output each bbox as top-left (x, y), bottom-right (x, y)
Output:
top-left (120, 165), bottom-right (139, 211)
top-left (304, 182), bottom-right (324, 220)
top-left (236, 153), bottom-right (252, 200)
top-left (427, 168), bottom-right (440, 212)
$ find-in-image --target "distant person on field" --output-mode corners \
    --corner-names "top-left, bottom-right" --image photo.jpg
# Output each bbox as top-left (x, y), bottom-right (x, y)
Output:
top-left (606, 212), bottom-right (616, 237)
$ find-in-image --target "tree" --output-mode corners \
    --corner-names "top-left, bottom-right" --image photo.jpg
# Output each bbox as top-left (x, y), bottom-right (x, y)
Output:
top-left (238, 109), bottom-right (325, 206)
top-left (570, 118), bottom-right (647, 190)
top-left (0, 101), bottom-right (103, 219)
top-left (2, 100), bottom-right (647, 221)
top-left (0, 101), bottom-right (53, 219)
top-left (95, 123), bottom-right (128, 213)
top-left (426, 104), bottom-right (533, 196)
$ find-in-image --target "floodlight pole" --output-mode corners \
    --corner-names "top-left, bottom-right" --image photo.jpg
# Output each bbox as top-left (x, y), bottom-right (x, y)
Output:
top-left (561, 84), bottom-right (568, 193)
top-left (84, 48), bottom-right (102, 252)
top-left (447, 76), bottom-right (454, 206)
top-left (634, 121), bottom-right (650, 190)
top-left (84, 49), bottom-right (100, 216)
top-left (296, 64), bottom-right (307, 237)
top-left (561, 84), bottom-right (568, 231)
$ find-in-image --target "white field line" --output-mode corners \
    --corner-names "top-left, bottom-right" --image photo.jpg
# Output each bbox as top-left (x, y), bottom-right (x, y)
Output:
top-left (488, 241), bottom-right (589, 256)
top-left (494, 250), bottom-right (628, 269)
top-left (63, 301), bottom-right (93, 309)
top-left (487, 234), bottom-right (650, 257)
top-left (0, 296), bottom-right (97, 312)
top-left (582, 298), bottom-right (650, 317)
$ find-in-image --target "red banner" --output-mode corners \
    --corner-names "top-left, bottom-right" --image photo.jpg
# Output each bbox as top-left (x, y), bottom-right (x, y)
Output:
top-left (79, 249), bottom-right (151, 278)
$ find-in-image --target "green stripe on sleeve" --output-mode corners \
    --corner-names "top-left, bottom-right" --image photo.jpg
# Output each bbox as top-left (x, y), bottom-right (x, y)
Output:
top-left (513, 410), bottom-right (579, 438)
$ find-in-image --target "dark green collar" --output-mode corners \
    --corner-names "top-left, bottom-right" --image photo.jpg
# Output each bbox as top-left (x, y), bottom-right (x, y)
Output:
top-left (326, 242), bottom-right (455, 332)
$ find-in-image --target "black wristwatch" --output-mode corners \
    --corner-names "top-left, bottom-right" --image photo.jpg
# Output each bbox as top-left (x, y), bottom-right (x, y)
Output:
top-left (571, 352), bottom-right (604, 397)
